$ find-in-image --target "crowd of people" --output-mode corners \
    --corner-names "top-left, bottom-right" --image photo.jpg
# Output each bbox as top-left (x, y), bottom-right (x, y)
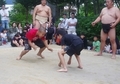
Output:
top-left (0, 0), bottom-right (120, 72)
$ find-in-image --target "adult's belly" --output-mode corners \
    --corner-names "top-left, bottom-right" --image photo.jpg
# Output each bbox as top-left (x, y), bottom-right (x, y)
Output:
top-left (101, 15), bottom-right (116, 24)
top-left (37, 12), bottom-right (48, 17)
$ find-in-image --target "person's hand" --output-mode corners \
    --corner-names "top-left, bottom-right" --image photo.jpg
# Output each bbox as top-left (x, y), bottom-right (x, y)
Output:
top-left (91, 22), bottom-right (96, 27)
top-left (110, 23), bottom-right (116, 28)
top-left (47, 47), bottom-right (53, 52)
top-left (48, 23), bottom-right (51, 27)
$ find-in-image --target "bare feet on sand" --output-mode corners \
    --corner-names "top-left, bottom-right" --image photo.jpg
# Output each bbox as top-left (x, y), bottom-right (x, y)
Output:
top-left (94, 53), bottom-right (102, 56)
top-left (57, 68), bottom-right (67, 72)
top-left (37, 54), bottom-right (44, 59)
top-left (111, 55), bottom-right (116, 59)
top-left (16, 56), bottom-right (22, 60)
top-left (67, 60), bottom-right (71, 65)
top-left (78, 66), bottom-right (83, 69)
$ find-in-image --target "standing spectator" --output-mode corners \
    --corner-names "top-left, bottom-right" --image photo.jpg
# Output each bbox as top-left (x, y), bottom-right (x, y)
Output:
top-left (17, 23), bottom-right (23, 34)
top-left (0, 19), bottom-right (2, 32)
top-left (0, 29), bottom-right (8, 44)
top-left (62, 14), bottom-right (69, 30)
top-left (9, 22), bottom-right (18, 39)
top-left (67, 12), bottom-right (77, 35)
top-left (92, 36), bottom-right (101, 52)
top-left (80, 33), bottom-right (88, 49)
top-left (57, 18), bottom-right (64, 29)
top-left (0, 5), bottom-right (9, 29)
top-left (46, 24), bottom-right (54, 44)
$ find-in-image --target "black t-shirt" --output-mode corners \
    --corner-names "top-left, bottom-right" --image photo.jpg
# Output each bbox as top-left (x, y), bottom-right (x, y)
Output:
top-left (61, 34), bottom-right (83, 47)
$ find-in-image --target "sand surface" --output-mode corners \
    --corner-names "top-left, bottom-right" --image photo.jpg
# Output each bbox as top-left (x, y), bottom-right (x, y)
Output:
top-left (0, 45), bottom-right (120, 84)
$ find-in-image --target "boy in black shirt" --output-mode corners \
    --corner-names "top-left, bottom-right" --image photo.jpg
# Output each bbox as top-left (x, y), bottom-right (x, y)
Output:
top-left (57, 29), bottom-right (83, 72)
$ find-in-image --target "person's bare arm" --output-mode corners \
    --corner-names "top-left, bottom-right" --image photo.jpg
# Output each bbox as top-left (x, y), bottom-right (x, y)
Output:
top-left (68, 22), bottom-right (77, 26)
top-left (92, 9), bottom-right (103, 26)
top-left (28, 40), bottom-right (37, 50)
top-left (111, 8), bottom-right (120, 28)
top-left (33, 6), bottom-right (38, 25)
top-left (43, 40), bottom-right (53, 52)
top-left (48, 7), bottom-right (52, 26)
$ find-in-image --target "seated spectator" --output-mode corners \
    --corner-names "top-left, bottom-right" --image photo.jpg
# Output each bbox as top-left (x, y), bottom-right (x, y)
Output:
top-left (24, 22), bottom-right (30, 31)
top-left (11, 33), bottom-right (24, 47)
top-left (0, 29), bottom-right (8, 44)
top-left (104, 38), bottom-right (111, 53)
top-left (8, 22), bottom-right (18, 40)
top-left (20, 28), bottom-right (27, 40)
top-left (80, 33), bottom-right (87, 49)
top-left (17, 22), bottom-right (23, 34)
top-left (92, 36), bottom-right (100, 52)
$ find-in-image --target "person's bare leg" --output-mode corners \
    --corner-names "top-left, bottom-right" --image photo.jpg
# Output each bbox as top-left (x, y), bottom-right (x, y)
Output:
top-left (108, 28), bottom-right (116, 59)
top-left (58, 53), bottom-right (64, 67)
top-left (95, 30), bottom-right (107, 56)
top-left (19, 39), bottom-right (24, 46)
top-left (74, 54), bottom-right (83, 69)
top-left (16, 50), bottom-right (29, 60)
top-left (13, 41), bottom-right (20, 47)
top-left (57, 50), bottom-right (67, 72)
top-left (37, 47), bottom-right (46, 58)
top-left (34, 20), bottom-right (40, 29)
top-left (67, 56), bottom-right (72, 65)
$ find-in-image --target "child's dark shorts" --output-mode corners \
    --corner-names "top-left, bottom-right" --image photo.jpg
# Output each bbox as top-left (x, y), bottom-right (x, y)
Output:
top-left (24, 39), bottom-right (45, 50)
top-left (64, 43), bottom-right (83, 56)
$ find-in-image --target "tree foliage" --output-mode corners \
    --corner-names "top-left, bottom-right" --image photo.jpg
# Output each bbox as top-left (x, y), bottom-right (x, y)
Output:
top-left (0, 0), bottom-right (5, 7)
top-left (10, 3), bottom-right (32, 25)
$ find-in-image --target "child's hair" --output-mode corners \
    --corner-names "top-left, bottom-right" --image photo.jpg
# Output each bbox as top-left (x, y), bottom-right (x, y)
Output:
top-left (1, 29), bottom-right (7, 33)
top-left (38, 26), bottom-right (46, 33)
top-left (14, 34), bottom-right (19, 37)
top-left (57, 28), bottom-right (67, 36)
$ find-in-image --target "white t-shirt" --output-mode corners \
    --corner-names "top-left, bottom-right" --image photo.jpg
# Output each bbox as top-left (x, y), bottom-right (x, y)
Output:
top-left (68, 18), bottom-right (77, 29)
top-left (0, 9), bottom-right (9, 20)
top-left (58, 22), bottom-right (64, 29)
top-left (0, 33), bottom-right (7, 39)
top-left (105, 45), bottom-right (111, 52)
top-left (62, 18), bottom-right (69, 29)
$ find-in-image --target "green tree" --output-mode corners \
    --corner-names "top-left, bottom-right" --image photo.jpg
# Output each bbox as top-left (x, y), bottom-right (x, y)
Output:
top-left (15, 0), bottom-right (40, 21)
top-left (10, 3), bottom-right (32, 25)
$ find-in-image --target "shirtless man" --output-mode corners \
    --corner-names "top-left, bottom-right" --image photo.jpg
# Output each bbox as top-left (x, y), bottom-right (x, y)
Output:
top-left (33, 0), bottom-right (52, 29)
top-left (92, 0), bottom-right (120, 59)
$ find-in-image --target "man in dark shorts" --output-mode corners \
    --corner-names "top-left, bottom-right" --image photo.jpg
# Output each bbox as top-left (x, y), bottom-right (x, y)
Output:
top-left (16, 27), bottom-right (53, 60)
top-left (91, 0), bottom-right (120, 59)
top-left (57, 29), bottom-right (83, 72)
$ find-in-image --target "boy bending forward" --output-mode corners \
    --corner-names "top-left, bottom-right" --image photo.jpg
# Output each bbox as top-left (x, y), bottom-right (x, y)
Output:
top-left (57, 29), bottom-right (83, 72)
top-left (16, 27), bottom-right (53, 60)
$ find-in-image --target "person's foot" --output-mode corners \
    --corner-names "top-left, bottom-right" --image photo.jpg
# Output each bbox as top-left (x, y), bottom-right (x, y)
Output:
top-left (78, 66), bottom-right (83, 69)
top-left (67, 60), bottom-right (71, 65)
top-left (57, 68), bottom-right (67, 72)
top-left (111, 55), bottom-right (116, 59)
top-left (94, 53), bottom-right (102, 56)
top-left (37, 54), bottom-right (44, 59)
top-left (16, 56), bottom-right (22, 60)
